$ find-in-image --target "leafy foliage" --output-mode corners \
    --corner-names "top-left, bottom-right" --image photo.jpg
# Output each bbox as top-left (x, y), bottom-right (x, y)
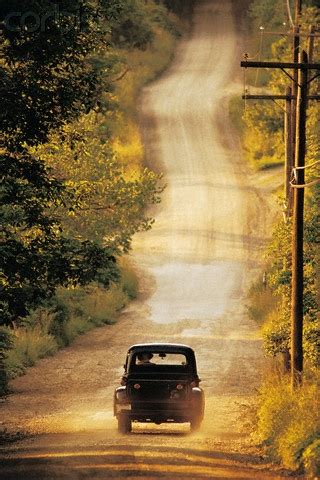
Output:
top-left (264, 191), bottom-right (320, 366)
top-left (110, 0), bottom-right (154, 48)
top-left (0, 0), bottom-right (107, 148)
top-left (29, 112), bottom-right (164, 252)
top-left (0, 0), bottom-right (178, 326)
top-left (0, 2), bottom-right (120, 325)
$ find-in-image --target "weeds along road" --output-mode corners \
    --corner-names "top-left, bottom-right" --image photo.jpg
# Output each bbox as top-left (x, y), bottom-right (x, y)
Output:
top-left (0, 1), bottom-right (289, 479)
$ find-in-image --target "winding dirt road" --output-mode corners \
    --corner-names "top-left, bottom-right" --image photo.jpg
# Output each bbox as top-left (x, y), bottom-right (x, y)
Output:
top-left (0, 1), bottom-right (289, 478)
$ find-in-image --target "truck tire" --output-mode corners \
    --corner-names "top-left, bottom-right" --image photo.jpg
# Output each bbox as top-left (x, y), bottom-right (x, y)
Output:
top-left (118, 413), bottom-right (132, 434)
top-left (190, 416), bottom-right (202, 432)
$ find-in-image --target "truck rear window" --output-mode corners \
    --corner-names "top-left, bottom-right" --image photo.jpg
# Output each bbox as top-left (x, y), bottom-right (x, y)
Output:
top-left (134, 352), bottom-right (187, 367)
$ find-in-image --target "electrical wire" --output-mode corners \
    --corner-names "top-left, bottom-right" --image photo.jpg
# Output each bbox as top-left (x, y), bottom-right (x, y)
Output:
top-left (290, 178), bottom-right (320, 188)
top-left (293, 160), bottom-right (320, 170)
top-left (290, 161), bottom-right (320, 188)
top-left (286, 0), bottom-right (295, 28)
top-left (255, 30), bottom-right (264, 87)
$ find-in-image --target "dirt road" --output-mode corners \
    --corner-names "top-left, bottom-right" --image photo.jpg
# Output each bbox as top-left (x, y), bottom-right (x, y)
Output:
top-left (1, 1), bottom-right (288, 478)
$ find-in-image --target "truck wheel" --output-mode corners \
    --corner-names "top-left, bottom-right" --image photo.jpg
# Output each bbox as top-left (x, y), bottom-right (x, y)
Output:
top-left (190, 416), bottom-right (202, 432)
top-left (118, 413), bottom-right (132, 434)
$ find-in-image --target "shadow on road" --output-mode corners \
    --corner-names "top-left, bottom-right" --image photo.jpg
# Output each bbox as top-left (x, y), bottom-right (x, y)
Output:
top-left (0, 440), bottom-right (292, 480)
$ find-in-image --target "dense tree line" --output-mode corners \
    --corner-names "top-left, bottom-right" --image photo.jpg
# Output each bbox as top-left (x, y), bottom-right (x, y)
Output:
top-left (1, 0), bottom-right (113, 324)
top-left (0, 0), bottom-right (192, 326)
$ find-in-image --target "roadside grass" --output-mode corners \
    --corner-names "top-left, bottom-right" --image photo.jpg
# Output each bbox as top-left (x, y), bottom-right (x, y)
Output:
top-left (3, 327), bottom-right (58, 379)
top-left (247, 274), bottom-right (319, 478)
top-left (118, 257), bottom-right (139, 299)
top-left (256, 372), bottom-right (320, 477)
top-left (2, 262), bottom-right (139, 383)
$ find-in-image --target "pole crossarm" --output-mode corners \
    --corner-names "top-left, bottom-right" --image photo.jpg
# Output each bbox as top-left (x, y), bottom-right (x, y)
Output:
top-left (260, 31), bottom-right (320, 38)
top-left (240, 60), bottom-right (320, 69)
top-left (242, 94), bottom-right (320, 100)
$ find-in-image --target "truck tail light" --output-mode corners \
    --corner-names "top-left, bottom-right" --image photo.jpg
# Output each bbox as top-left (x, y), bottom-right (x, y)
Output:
top-left (133, 383), bottom-right (141, 390)
top-left (190, 381), bottom-right (197, 388)
top-left (176, 384), bottom-right (184, 390)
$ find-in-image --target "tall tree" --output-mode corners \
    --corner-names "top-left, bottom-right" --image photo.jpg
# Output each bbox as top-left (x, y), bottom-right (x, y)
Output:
top-left (0, 0), bottom-right (119, 324)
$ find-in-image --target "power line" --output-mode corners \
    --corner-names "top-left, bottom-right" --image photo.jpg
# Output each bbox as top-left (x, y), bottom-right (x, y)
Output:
top-left (286, 0), bottom-right (295, 27)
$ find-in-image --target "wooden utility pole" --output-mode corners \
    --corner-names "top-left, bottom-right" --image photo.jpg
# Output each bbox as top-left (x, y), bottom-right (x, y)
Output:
top-left (294, 0), bottom-right (302, 24)
top-left (241, 54), bottom-right (320, 389)
top-left (290, 25), bottom-right (300, 212)
top-left (285, 86), bottom-right (292, 206)
top-left (291, 50), bottom-right (308, 388)
top-left (291, 0), bottom-right (302, 209)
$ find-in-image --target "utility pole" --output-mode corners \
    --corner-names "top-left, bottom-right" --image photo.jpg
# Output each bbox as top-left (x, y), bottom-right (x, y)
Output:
top-left (291, 0), bottom-right (302, 211)
top-left (294, 0), bottom-right (302, 24)
top-left (240, 55), bottom-right (320, 389)
top-left (291, 50), bottom-right (308, 388)
top-left (285, 86), bottom-right (292, 206)
top-left (290, 25), bottom-right (300, 213)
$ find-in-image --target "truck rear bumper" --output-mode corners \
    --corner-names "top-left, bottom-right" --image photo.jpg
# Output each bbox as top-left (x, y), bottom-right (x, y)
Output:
top-left (115, 401), bottom-right (198, 423)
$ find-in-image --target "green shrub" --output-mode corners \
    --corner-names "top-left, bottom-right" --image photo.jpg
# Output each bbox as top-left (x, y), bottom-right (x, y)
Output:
top-left (261, 309), bottom-right (290, 357)
top-left (247, 278), bottom-right (279, 325)
top-left (48, 300), bottom-right (70, 346)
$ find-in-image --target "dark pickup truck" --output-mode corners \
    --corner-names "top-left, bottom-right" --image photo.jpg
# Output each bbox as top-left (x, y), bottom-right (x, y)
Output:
top-left (114, 343), bottom-right (205, 433)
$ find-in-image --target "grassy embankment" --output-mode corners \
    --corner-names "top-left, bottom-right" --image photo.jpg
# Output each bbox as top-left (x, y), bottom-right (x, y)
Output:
top-left (2, 4), bottom-right (187, 387)
top-left (229, 0), bottom-right (319, 476)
